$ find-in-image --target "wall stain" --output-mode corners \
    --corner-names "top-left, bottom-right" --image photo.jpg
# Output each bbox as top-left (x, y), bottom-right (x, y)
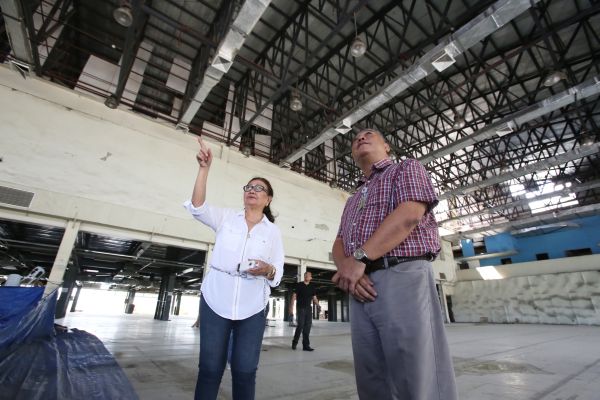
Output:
top-left (314, 223), bottom-right (329, 231)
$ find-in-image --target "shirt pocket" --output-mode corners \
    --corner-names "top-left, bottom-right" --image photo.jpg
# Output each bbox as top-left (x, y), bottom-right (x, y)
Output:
top-left (246, 232), bottom-right (273, 262)
top-left (215, 226), bottom-right (246, 259)
top-left (362, 197), bottom-right (388, 218)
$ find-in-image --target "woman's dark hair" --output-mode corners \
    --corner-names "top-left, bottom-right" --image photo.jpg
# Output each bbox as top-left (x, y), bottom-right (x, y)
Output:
top-left (249, 176), bottom-right (275, 222)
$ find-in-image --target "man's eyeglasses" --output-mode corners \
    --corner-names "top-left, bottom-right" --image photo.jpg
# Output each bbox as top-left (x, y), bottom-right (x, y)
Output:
top-left (243, 184), bottom-right (267, 193)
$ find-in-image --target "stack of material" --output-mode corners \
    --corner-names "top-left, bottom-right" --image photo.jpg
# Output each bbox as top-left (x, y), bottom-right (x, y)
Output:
top-left (0, 287), bottom-right (138, 400)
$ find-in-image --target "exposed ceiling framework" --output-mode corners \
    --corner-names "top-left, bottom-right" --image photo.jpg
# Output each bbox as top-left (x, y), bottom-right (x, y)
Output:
top-left (0, 219), bottom-right (207, 291)
top-left (0, 218), bottom-right (338, 296)
top-left (1, 0), bottom-right (599, 249)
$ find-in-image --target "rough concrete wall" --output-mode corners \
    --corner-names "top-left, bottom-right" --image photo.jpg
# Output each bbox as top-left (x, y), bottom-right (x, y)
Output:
top-left (453, 271), bottom-right (600, 325)
top-left (0, 66), bottom-right (346, 266)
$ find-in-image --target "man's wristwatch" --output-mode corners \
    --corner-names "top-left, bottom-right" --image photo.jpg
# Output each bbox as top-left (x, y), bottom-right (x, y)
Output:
top-left (353, 247), bottom-right (371, 264)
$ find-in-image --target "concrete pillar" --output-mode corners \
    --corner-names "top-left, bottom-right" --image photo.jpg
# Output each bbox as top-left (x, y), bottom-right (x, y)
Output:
top-left (69, 283), bottom-right (82, 312)
top-left (154, 272), bottom-right (176, 321)
top-left (45, 220), bottom-right (81, 296)
top-left (438, 282), bottom-right (451, 324)
top-left (174, 292), bottom-right (182, 315)
top-left (327, 290), bottom-right (337, 321)
top-left (295, 261), bottom-right (309, 320)
top-left (124, 289), bottom-right (136, 314)
top-left (55, 260), bottom-right (78, 318)
top-left (341, 292), bottom-right (350, 322)
top-left (298, 260), bottom-right (307, 282)
top-left (283, 285), bottom-right (292, 322)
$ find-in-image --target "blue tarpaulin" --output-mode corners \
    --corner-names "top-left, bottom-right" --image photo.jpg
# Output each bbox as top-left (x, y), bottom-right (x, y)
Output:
top-left (0, 287), bottom-right (138, 400)
top-left (0, 287), bottom-right (54, 353)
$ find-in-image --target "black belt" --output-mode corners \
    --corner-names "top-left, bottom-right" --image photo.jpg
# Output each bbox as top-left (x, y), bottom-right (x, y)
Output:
top-left (364, 254), bottom-right (434, 275)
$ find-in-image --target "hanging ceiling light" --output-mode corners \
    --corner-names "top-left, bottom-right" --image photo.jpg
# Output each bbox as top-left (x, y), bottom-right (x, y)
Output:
top-left (241, 145), bottom-right (252, 157)
top-left (452, 113), bottom-right (466, 130)
top-left (579, 133), bottom-right (595, 146)
top-left (542, 70), bottom-right (567, 87)
top-left (289, 89), bottom-right (302, 112)
top-left (350, 13), bottom-right (367, 58)
top-left (113, 2), bottom-right (133, 27)
top-left (499, 163), bottom-right (511, 174)
top-left (104, 95), bottom-right (119, 109)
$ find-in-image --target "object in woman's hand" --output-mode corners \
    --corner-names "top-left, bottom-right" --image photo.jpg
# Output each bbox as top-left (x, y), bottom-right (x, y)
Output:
top-left (240, 259), bottom-right (257, 272)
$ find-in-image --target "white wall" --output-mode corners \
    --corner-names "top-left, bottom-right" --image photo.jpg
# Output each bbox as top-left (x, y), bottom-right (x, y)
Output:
top-left (452, 255), bottom-right (600, 325)
top-left (433, 240), bottom-right (457, 295)
top-left (0, 65), bottom-right (346, 268)
top-left (456, 254), bottom-right (600, 281)
top-left (0, 65), bottom-right (457, 283)
top-left (452, 270), bottom-right (600, 325)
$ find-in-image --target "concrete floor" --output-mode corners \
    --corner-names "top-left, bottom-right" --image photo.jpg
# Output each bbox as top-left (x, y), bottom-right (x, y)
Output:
top-left (56, 312), bottom-right (600, 400)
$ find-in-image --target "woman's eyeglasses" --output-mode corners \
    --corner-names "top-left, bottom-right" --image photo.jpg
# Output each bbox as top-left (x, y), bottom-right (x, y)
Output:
top-left (243, 184), bottom-right (267, 193)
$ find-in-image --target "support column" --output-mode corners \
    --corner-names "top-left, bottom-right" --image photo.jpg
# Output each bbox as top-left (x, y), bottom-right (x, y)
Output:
top-left (69, 283), bottom-right (82, 312)
top-left (174, 292), bottom-right (182, 315)
top-left (283, 285), bottom-right (292, 322)
top-left (341, 292), bottom-right (350, 322)
top-left (327, 289), bottom-right (337, 321)
top-left (154, 272), bottom-right (176, 321)
top-left (45, 220), bottom-right (80, 296)
top-left (299, 261), bottom-right (313, 319)
top-left (438, 282), bottom-right (451, 324)
top-left (124, 289), bottom-right (136, 314)
top-left (298, 260), bottom-right (307, 282)
top-left (55, 259), bottom-right (78, 318)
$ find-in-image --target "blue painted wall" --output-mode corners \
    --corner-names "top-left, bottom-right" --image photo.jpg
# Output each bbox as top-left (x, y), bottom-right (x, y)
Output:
top-left (479, 215), bottom-right (600, 266)
top-left (461, 239), bottom-right (475, 257)
top-left (484, 232), bottom-right (517, 253)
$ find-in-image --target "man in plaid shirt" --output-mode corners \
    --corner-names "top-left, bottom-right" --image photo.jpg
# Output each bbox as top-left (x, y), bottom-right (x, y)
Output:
top-left (332, 128), bottom-right (457, 400)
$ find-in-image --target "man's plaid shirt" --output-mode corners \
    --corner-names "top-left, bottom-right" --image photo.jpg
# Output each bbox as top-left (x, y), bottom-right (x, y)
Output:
top-left (336, 158), bottom-right (441, 258)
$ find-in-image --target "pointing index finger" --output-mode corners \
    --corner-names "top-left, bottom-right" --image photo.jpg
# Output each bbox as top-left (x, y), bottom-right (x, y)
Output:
top-left (198, 136), bottom-right (210, 151)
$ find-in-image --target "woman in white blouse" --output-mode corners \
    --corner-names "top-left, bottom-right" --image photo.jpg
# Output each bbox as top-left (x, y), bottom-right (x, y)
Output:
top-left (184, 137), bottom-right (284, 400)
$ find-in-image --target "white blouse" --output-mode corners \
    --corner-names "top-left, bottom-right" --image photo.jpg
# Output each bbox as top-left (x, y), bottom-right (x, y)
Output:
top-left (183, 200), bottom-right (284, 320)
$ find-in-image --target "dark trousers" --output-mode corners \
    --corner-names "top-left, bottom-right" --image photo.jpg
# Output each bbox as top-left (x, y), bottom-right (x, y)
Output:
top-left (195, 297), bottom-right (266, 400)
top-left (293, 306), bottom-right (313, 347)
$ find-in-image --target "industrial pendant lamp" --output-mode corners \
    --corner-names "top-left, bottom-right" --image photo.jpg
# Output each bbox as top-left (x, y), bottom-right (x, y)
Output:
top-left (289, 88), bottom-right (302, 111)
top-left (452, 113), bottom-right (466, 130)
top-left (113, 1), bottom-right (133, 27)
top-left (241, 145), bottom-right (252, 157)
top-left (350, 13), bottom-right (367, 58)
top-left (104, 95), bottom-right (119, 109)
top-left (542, 70), bottom-right (566, 87)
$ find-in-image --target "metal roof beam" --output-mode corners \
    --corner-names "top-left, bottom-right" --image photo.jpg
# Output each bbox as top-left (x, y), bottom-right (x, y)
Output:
top-left (178, 0), bottom-right (272, 127)
top-left (420, 76), bottom-right (600, 165)
top-left (105, 0), bottom-right (148, 108)
top-left (0, 0), bottom-right (35, 68)
top-left (282, 0), bottom-right (541, 165)
top-left (439, 179), bottom-right (600, 225)
top-left (442, 202), bottom-right (600, 240)
top-left (440, 142), bottom-right (600, 200)
top-left (230, 0), bottom-right (375, 145)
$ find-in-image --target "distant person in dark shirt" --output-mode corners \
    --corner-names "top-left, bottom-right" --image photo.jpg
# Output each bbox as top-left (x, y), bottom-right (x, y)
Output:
top-left (289, 271), bottom-right (319, 351)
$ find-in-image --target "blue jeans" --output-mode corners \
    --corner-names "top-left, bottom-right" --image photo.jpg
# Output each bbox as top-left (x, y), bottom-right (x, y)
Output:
top-left (194, 297), bottom-right (266, 400)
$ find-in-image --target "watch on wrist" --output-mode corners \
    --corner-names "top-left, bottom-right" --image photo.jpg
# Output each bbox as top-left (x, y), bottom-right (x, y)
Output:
top-left (353, 247), bottom-right (371, 263)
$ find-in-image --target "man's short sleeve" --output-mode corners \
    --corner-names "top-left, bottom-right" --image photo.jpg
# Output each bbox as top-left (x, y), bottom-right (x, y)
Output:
top-left (335, 201), bottom-right (350, 239)
top-left (393, 159), bottom-right (438, 212)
